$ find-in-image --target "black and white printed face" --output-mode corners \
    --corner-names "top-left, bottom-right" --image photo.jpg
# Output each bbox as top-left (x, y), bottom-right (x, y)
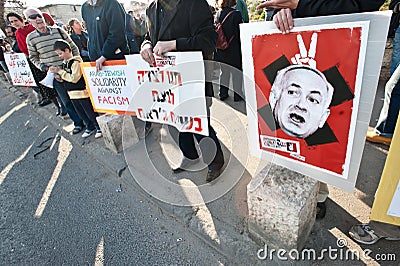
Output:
top-left (273, 68), bottom-right (331, 138)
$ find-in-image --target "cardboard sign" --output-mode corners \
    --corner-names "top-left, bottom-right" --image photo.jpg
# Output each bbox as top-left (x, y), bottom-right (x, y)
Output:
top-left (241, 12), bottom-right (391, 191)
top-left (81, 60), bottom-right (135, 115)
top-left (4, 53), bottom-right (36, 87)
top-left (125, 52), bottom-right (209, 136)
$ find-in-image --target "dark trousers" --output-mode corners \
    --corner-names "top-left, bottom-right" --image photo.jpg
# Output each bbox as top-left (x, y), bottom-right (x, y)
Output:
top-left (53, 80), bottom-right (83, 127)
top-left (178, 116), bottom-right (224, 171)
top-left (71, 98), bottom-right (99, 131)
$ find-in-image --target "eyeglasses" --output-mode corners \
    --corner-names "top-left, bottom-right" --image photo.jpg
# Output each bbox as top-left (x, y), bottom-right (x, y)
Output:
top-left (28, 13), bottom-right (42, 20)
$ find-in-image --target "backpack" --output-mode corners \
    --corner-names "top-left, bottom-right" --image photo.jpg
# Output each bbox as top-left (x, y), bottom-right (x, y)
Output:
top-left (215, 10), bottom-right (236, 50)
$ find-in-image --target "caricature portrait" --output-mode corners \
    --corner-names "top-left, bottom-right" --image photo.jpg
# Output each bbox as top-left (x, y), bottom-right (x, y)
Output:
top-left (250, 25), bottom-right (366, 176)
top-left (269, 65), bottom-right (334, 139)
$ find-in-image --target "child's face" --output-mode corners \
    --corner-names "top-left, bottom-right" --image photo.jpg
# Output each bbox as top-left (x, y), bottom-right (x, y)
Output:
top-left (55, 48), bottom-right (72, 60)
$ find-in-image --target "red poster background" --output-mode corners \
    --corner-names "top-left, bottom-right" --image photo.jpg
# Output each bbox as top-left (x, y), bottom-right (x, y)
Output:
top-left (252, 27), bottom-right (362, 175)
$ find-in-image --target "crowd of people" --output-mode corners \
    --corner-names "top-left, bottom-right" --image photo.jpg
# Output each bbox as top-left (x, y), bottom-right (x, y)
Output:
top-left (0, 0), bottom-right (399, 246)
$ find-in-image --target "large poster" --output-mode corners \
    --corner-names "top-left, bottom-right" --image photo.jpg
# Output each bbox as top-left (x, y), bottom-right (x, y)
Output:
top-left (241, 12), bottom-right (391, 191)
top-left (4, 53), bottom-right (36, 87)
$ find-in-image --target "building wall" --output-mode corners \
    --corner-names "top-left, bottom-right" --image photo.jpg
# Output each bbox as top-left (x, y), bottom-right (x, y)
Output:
top-left (40, 4), bottom-right (83, 25)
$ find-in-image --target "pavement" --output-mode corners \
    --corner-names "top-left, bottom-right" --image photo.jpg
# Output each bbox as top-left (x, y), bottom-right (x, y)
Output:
top-left (1, 74), bottom-right (399, 265)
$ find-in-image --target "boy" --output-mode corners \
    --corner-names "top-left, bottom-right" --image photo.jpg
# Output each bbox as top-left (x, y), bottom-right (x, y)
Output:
top-left (50, 40), bottom-right (102, 138)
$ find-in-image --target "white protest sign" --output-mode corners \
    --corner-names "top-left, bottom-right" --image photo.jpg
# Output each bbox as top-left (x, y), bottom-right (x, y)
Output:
top-left (4, 53), bottom-right (36, 87)
top-left (125, 52), bottom-right (209, 136)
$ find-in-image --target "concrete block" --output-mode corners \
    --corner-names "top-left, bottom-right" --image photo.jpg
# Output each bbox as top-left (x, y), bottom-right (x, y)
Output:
top-left (247, 163), bottom-right (319, 250)
top-left (96, 114), bottom-right (138, 153)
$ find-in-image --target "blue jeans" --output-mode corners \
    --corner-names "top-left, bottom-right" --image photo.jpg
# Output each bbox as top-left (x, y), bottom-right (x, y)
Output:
top-left (391, 26), bottom-right (400, 75)
top-left (53, 79), bottom-right (83, 127)
top-left (376, 78), bottom-right (400, 138)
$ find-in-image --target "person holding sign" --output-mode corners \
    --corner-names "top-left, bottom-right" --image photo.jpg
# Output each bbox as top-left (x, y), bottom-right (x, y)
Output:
top-left (258, 0), bottom-right (387, 219)
top-left (140, 0), bottom-right (225, 182)
top-left (25, 7), bottom-right (84, 134)
top-left (81, 0), bottom-right (129, 72)
top-left (50, 40), bottom-right (102, 139)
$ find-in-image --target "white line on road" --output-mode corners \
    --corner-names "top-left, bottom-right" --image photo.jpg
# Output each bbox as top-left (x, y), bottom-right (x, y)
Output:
top-left (34, 136), bottom-right (72, 218)
top-left (0, 143), bottom-right (33, 186)
top-left (94, 237), bottom-right (104, 266)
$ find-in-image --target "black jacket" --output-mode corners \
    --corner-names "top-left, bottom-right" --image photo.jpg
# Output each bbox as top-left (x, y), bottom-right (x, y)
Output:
top-left (216, 7), bottom-right (243, 70)
top-left (294, 0), bottom-right (386, 18)
top-left (143, 0), bottom-right (217, 96)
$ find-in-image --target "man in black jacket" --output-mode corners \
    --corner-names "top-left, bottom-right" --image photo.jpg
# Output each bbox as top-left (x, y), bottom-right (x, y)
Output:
top-left (140, 0), bottom-right (225, 182)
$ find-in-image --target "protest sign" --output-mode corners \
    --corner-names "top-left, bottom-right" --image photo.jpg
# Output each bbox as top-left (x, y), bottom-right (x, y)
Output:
top-left (241, 12), bottom-right (390, 191)
top-left (4, 53), bottom-right (36, 87)
top-left (125, 52), bottom-right (209, 136)
top-left (370, 116), bottom-right (400, 226)
top-left (81, 60), bottom-right (135, 115)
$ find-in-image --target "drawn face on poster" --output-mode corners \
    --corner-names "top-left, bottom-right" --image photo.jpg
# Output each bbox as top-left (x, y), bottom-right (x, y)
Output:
top-left (252, 27), bottom-right (363, 176)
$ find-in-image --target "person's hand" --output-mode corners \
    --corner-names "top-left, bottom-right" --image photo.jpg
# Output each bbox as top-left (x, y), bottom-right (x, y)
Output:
top-left (96, 55), bottom-right (107, 72)
top-left (273, 8), bottom-right (294, 34)
top-left (153, 40), bottom-right (176, 56)
top-left (140, 43), bottom-right (155, 65)
top-left (49, 66), bottom-right (60, 73)
top-left (256, 0), bottom-right (299, 10)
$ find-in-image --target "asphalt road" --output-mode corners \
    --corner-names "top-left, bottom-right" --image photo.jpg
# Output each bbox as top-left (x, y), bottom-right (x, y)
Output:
top-left (0, 87), bottom-right (227, 265)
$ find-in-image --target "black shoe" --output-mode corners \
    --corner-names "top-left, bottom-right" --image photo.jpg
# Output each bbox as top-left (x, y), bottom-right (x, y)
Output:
top-left (316, 202), bottom-right (326, 220)
top-left (72, 126), bottom-right (83, 135)
top-left (56, 109), bottom-right (61, 116)
top-left (206, 168), bottom-right (222, 182)
top-left (219, 95), bottom-right (229, 101)
top-left (38, 99), bottom-right (51, 107)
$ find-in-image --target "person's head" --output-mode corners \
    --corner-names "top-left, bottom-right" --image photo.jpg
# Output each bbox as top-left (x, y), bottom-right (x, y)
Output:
top-left (24, 7), bottom-right (46, 32)
top-left (269, 65), bottom-right (334, 139)
top-left (5, 26), bottom-right (16, 38)
top-left (53, 39), bottom-right (72, 60)
top-left (217, 0), bottom-right (237, 8)
top-left (6, 12), bottom-right (25, 29)
top-left (68, 18), bottom-right (83, 34)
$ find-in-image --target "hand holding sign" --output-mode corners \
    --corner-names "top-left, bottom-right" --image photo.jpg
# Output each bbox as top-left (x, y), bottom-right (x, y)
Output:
top-left (291, 33), bottom-right (317, 69)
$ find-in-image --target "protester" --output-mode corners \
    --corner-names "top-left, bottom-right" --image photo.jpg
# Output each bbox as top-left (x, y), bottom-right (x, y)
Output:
top-left (68, 18), bottom-right (90, 62)
top-left (140, 0), bottom-right (225, 182)
top-left (50, 40), bottom-right (102, 139)
top-left (216, 0), bottom-right (244, 102)
top-left (0, 39), bottom-right (10, 73)
top-left (25, 7), bottom-right (84, 134)
top-left (125, 12), bottom-right (140, 54)
top-left (235, 0), bottom-right (249, 23)
top-left (81, 0), bottom-right (129, 72)
top-left (4, 26), bottom-right (20, 53)
top-left (6, 12), bottom-right (59, 108)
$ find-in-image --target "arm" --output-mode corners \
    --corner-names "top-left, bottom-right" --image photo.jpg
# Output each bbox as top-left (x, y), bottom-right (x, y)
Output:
top-left (257, 0), bottom-right (385, 17)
